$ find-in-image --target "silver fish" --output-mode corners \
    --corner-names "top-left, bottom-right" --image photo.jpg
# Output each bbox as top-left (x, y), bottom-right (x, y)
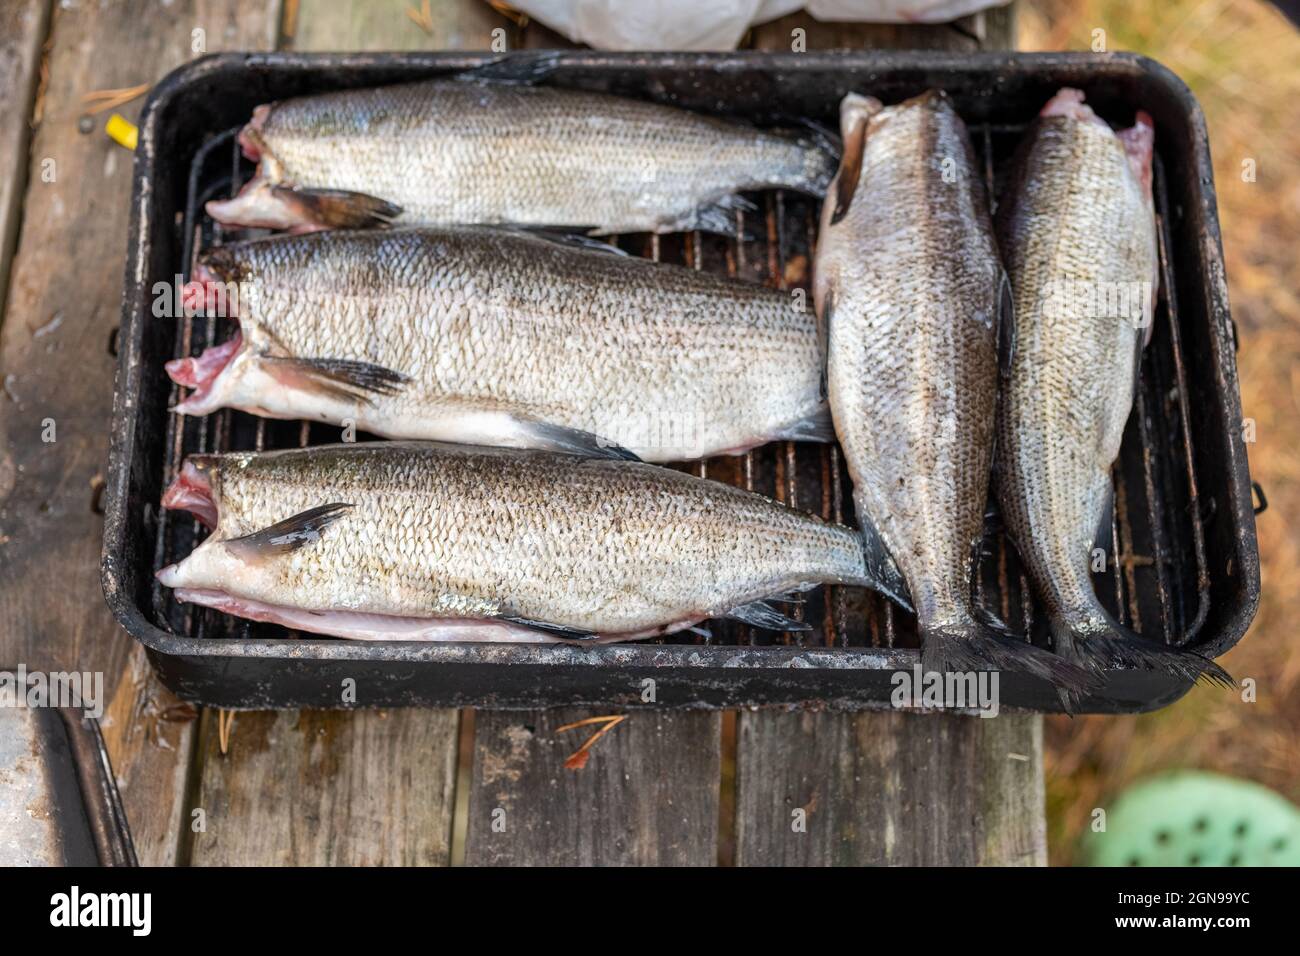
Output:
top-left (994, 88), bottom-right (1230, 689)
top-left (167, 226), bottom-right (829, 463)
top-left (157, 442), bottom-right (903, 642)
top-left (815, 90), bottom-right (1091, 692)
top-left (205, 77), bottom-right (835, 235)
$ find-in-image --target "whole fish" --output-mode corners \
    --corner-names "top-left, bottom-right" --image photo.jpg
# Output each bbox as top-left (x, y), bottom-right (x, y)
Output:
top-left (815, 90), bottom-right (1091, 692)
top-left (205, 76), bottom-right (835, 235)
top-left (167, 226), bottom-right (829, 462)
top-left (994, 88), bottom-right (1230, 688)
top-left (156, 442), bottom-right (907, 642)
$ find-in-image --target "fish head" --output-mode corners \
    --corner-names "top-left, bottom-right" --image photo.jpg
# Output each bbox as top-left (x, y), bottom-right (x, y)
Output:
top-left (156, 535), bottom-right (271, 597)
top-left (161, 458), bottom-right (220, 528)
top-left (822, 92), bottom-right (882, 229)
top-left (206, 177), bottom-right (316, 231)
top-left (236, 105), bottom-right (273, 162)
top-left (157, 458), bottom-right (282, 599)
top-left (166, 324), bottom-right (257, 416)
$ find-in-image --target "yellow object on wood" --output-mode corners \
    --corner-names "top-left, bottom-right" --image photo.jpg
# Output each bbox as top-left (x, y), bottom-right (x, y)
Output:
top-left (105, 113), bottom-right (137, 151)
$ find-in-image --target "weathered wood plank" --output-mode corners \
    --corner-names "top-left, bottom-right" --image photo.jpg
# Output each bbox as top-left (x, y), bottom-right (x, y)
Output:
top-left (0, 0), bottom-right (280, 867)
top-left (465, 709), bottom-right (721, 865)
top-left (736, 711), bottom-right (1045, 866)
top-left (289, 0), bottom-right (513, 51)
top-left (182, 0), bottom-right (498, 867)
top-left (0, 0), bottom-right (50, 321)
top-left (187, 708), bottom-right (460, 865)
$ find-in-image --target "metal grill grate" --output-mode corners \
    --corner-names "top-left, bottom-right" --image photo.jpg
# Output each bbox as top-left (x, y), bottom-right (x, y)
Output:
top-left (152, 119), bottom-right (1211, 656)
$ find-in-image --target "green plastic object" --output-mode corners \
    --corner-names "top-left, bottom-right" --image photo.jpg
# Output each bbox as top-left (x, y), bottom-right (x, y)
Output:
top-left (1084, 771), bottom-right (1300, 867)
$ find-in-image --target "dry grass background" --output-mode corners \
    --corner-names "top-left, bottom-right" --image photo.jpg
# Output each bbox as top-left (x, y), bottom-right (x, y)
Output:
top-left (1020, 0), bottom-right (1300, 864)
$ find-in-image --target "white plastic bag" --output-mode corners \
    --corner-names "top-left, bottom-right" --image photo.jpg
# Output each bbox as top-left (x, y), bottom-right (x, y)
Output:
top-left (508, 0), bottom-right (764, 50)
top-left (807, 0), bottom-right (1009, 23)
top-left (506, 0), bottom-right (1010, 50)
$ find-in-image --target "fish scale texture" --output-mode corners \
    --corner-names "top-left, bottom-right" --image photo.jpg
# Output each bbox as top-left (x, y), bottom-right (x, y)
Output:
top-left (204, 227), bottom-right (824, 461)
top-left (994, 116), bottom-right (1158, 623)
top-left (258, 80), bottom-right (834, 232)
top-left (816, 93), bottom-right (1002, 626)
top-left (181, 443), bottom-right (869, 634)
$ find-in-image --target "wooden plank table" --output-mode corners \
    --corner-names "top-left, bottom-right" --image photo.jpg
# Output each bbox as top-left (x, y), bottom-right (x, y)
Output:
top-left (0, 0), bottom-right (1041, 866)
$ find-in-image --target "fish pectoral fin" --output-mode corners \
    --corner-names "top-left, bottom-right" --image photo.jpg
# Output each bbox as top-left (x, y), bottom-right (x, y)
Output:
top-left (276, 186), bottom-right (402, 229)
top-left (497, 615), bottom-right (599, 642)
top-left (223, 502), bottom-right (353, 562)
top-left (510, 417), bottom-right (641, 461)
top-left (726, 600), bottom-right (813, 632)
top-left (830, 93), bottom-right (881, 225)
top-left (261, 356), bottom-right (410, 407)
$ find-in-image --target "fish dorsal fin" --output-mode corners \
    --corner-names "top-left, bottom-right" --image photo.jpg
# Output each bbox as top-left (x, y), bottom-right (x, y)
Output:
top-left (997, 269), bottom-right (1017, 380)
top-left (224, 503), bottom-right (353, 562)
top-left (455, 51), bottom-right (563, 86)
top-left (830, 93), bottom-right (882, 225)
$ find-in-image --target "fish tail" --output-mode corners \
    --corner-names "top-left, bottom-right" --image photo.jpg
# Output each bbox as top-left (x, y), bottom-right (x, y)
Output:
top-left (792, 119), bottom-right (842, 196)
top-left (919, 612), bottom-right (1098, 702)
top-left (1051, 611), bottom-right (1234, 691)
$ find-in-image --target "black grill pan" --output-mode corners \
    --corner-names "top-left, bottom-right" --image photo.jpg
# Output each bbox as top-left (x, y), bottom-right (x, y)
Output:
top-left (102, 51), bottom-right (1259, 713)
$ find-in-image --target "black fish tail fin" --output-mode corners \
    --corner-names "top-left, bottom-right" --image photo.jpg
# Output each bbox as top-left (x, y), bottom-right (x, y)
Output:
top-left (919, 611), bottom-right (1098, 702)
top-left (774, 118), bottom-right (841, 195)
top-left (1051, 611), bottom-right (1234, 690)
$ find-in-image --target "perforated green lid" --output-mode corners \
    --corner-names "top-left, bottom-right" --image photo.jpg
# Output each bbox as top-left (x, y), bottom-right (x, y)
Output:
top-left (1083, 771), bottom-right (1300, 867)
